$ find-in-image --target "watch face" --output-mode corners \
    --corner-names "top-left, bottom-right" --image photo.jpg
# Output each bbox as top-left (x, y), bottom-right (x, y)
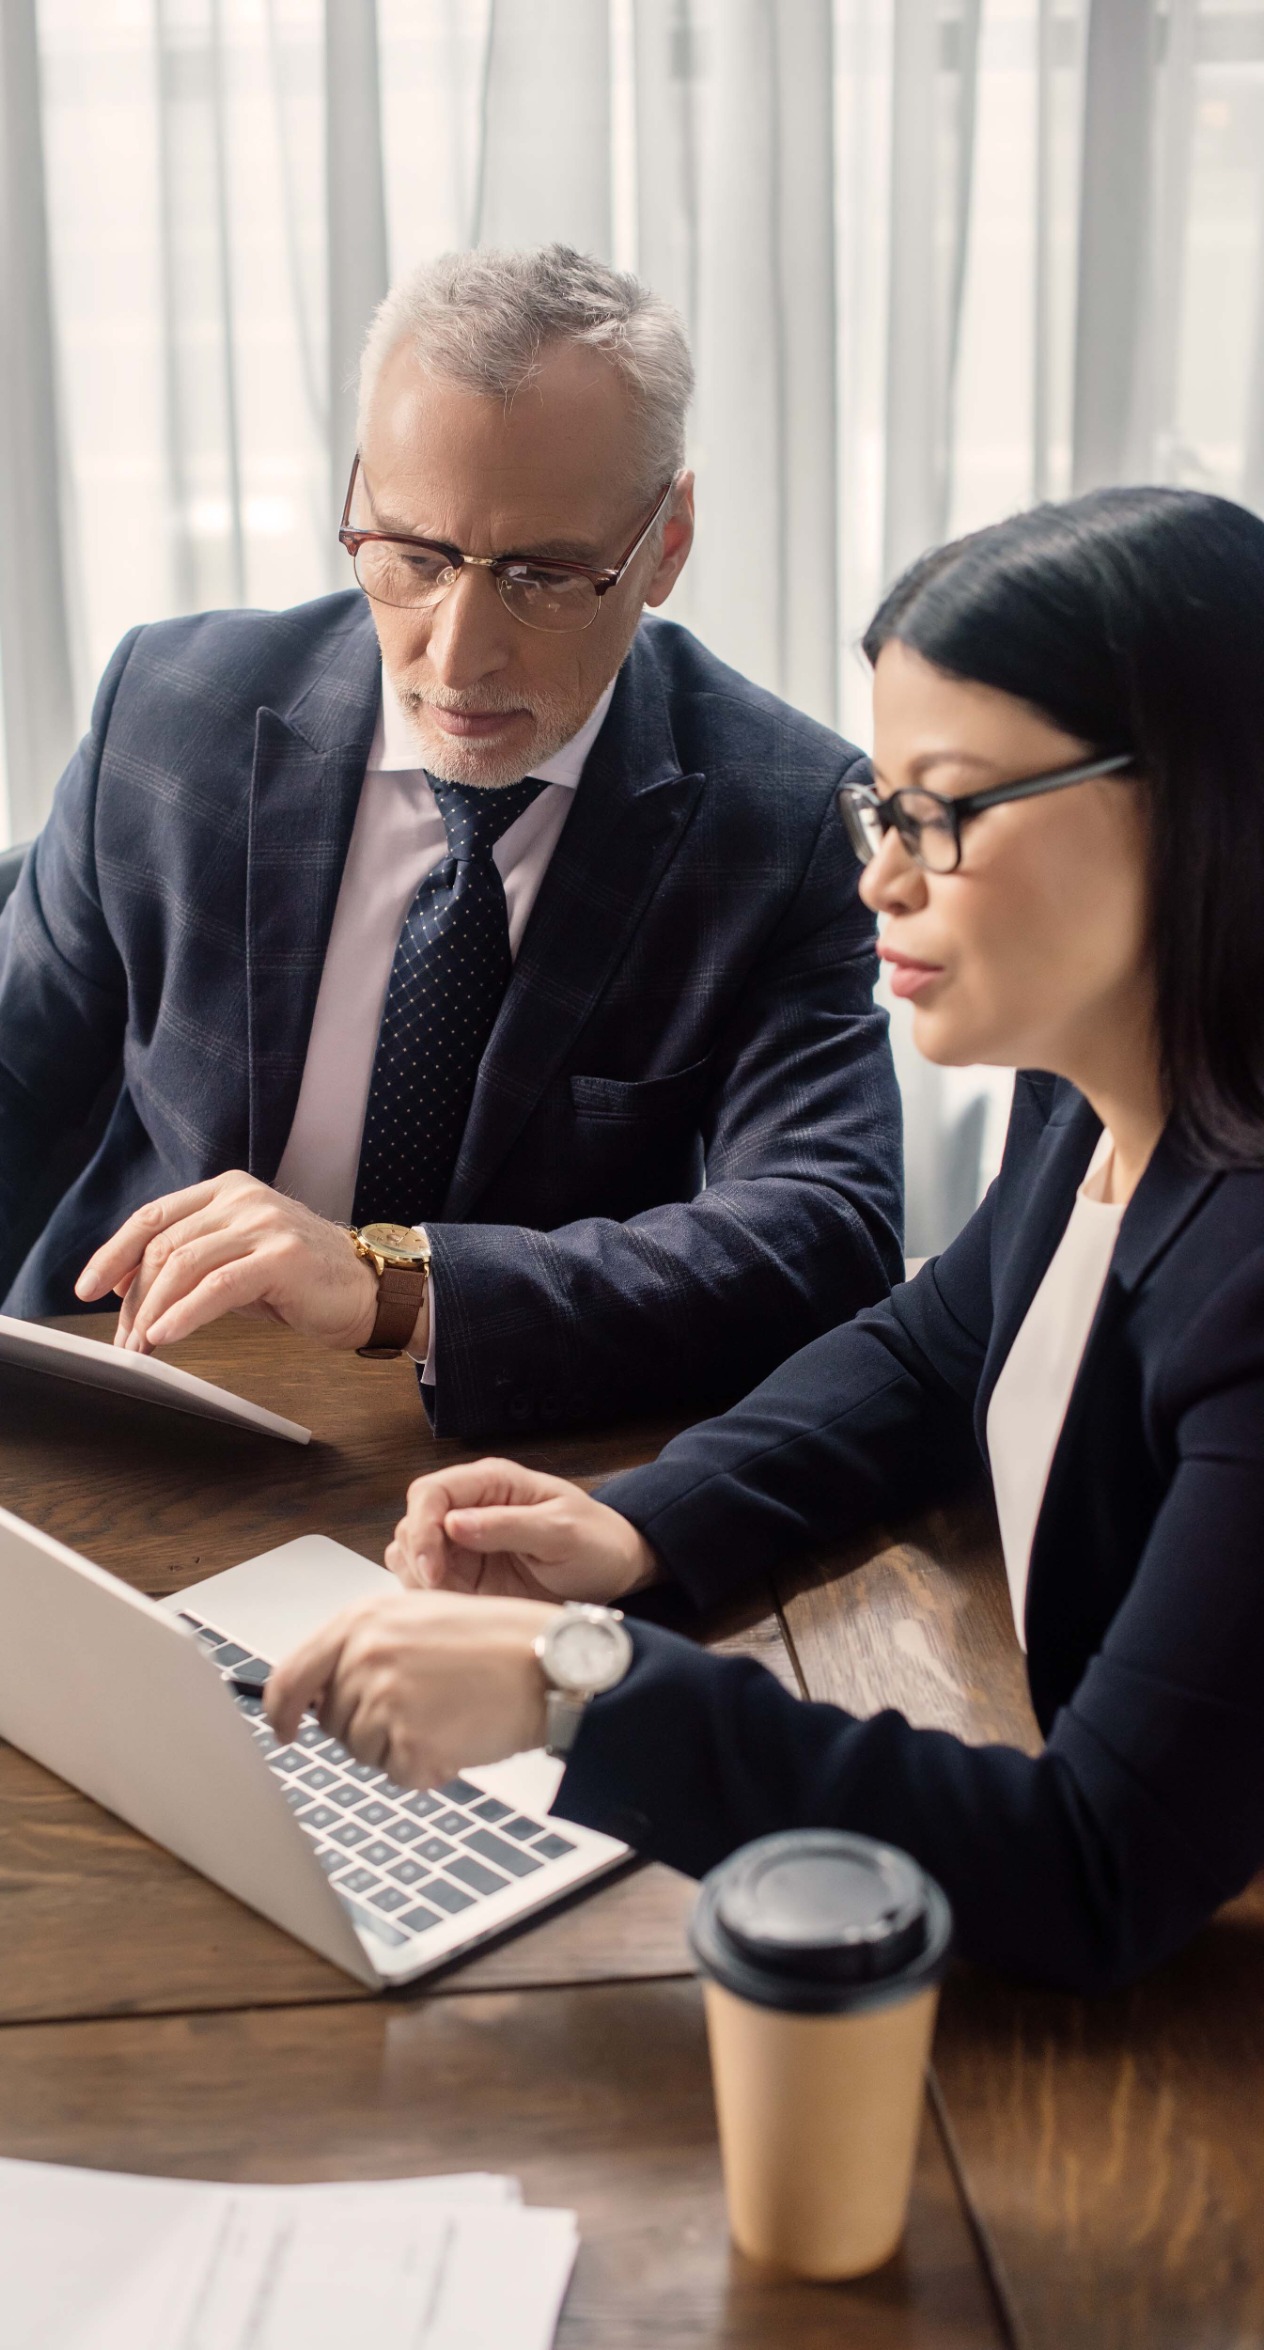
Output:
top-left (549, 1613), bottom-right (630, 1696)
top-left (359, 1222), bottom-right (429, 1264)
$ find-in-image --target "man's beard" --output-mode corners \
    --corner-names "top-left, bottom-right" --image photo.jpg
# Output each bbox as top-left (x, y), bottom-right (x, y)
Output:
top-left (397, 680), bottom-right (599, 788)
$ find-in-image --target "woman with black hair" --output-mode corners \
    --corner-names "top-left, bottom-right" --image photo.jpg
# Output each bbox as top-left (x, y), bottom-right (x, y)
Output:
top-left (268, 486), bottom-right (1264, 1994)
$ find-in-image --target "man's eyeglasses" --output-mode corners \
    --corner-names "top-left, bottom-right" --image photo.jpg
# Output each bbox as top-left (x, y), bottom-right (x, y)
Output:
top-left (338, 455), bottom-right (679, 634)
top-left (838, 751), bottom-right (1134, 875)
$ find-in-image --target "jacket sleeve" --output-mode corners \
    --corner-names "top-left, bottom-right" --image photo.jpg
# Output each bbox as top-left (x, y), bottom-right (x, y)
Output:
top-left (423, 776), bottom-right (905, 1439)
top-left (591, 1138), bottom-right (1004, 1612)
top-left (555, 1242), bottom-right (1264, 1994)
top-left (0, 632), bottom-right (137, 1236)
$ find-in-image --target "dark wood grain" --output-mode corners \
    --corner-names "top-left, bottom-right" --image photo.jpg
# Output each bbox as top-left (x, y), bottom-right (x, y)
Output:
top-left (0, 1980), bottom-right (1007, 2348)
top-left (775, 1491), bottom-right (1040, 1753)
top-left (934, 1876), bottom-right (1264, 2350)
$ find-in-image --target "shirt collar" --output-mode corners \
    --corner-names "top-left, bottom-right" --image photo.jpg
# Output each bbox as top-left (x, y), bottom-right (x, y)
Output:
top-left (369, 665), bottom-right (617, 789)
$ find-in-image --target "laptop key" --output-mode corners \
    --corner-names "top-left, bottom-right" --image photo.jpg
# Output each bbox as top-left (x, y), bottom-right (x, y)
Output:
top-left (327, 1783), bottom-right (370, 1809)
top-left (432, 1810), bottom-right (469, 1837)
top-left (439, 1777), bottom-right (484, 1805)
top-left (370, 1884), bottom-right (410, 1914)
top-left (398, 1903), bottom-right (443, 1934)
top-left (212, 1642), bottom-right (250, 1668)
top-left (298, 1765), bottom-right (339, 1792)
top-left (378, 1810), bottom-right (419, 1841)
top-left (296, 1724), bottom-right (325, 1749)
top-left (385, 1820), bottom-right (425, 1848)
top-left (470, 1796), bottom-right (512, 1824)
top-left (299, 1803), bottom-right (339, 1834)
top-left (402, 1792), bottom-right (442, 1820)
top-left (533, 1833), bottom-right (577, 1862)
top-left (356, 1800), bottom-right (395, 1829)
top-left (424, 1877), bottom-right (476, 1916)
top-left (330, 1820), bottom-right (369, 1850)
top-left (337, 1865), bottom-right (380, 1897)
top-left (313, 1846), bottom-right (343, 1874)
top-left (464, 1828), bottom-right (542, 1878)
top-left (446, 1854), bottom-right (508, 1897)
top-left (388, 1857), bottom-right (430, 1888)
top-left (270, 1750), bottom-right (305, 1776)
top-left (499, 1815), bottom-right (543, 1843)
top-left (345, 1762), bottom-right (378, 1784)
top-left (230, 1655), bottom-right (271, 1683)
top-left (359, 1840), bottom-right (396, 1869)
top-left (417, 1836), bottom-right (455, 1865)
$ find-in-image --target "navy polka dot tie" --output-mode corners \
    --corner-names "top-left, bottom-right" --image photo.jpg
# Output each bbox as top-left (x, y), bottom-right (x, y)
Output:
top-left (352, 774), bottom-right (549, 1227)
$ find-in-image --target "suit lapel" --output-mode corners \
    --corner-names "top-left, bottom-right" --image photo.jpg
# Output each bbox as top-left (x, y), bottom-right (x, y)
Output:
top-left (980, 1089), bottom-right (1221, 1440)
top-left (1022, 1123), bottom-right (1220, 1682)
top-left (1108, 1124), bottom-right (1220, 1293)
top-left (246, 605), bottom-right (380, 1180)
top-left (443, 633), bottom-right (704, 1218)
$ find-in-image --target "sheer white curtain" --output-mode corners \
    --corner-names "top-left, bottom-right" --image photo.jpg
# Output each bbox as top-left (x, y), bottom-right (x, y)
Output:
top-left (4, 0), bottom-right (1264, 1245)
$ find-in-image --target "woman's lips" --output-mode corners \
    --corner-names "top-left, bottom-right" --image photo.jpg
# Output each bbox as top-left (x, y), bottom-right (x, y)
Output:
top-left (879, 945), bottom-right (946, 1000)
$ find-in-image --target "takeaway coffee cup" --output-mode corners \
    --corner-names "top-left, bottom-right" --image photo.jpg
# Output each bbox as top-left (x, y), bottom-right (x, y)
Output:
top-left (689, 1830), bottom-right (952, 2280)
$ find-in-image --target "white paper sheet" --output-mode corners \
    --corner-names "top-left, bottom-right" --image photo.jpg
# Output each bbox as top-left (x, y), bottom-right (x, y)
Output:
top-left (0, 2161), bottom-right (576, 2350)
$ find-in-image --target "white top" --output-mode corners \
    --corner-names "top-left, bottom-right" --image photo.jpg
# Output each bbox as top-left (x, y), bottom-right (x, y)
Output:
top-left (986, 1128), bottom-right (1124, 1650)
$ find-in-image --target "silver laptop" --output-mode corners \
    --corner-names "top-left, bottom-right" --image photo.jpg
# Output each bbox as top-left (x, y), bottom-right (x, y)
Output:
top-left (0, 1505), bottom-right (628, 1987)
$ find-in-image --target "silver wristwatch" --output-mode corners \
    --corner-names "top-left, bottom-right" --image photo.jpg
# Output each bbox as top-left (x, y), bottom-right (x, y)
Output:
top-left (533, 1603), bottom-right (635, 1759)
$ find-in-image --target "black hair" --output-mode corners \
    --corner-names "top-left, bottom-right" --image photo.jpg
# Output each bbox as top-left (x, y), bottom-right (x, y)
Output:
top-left (863, 486), bottom-right (1264, 1168)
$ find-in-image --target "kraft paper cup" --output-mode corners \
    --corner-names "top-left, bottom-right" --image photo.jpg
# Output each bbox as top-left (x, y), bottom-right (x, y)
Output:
top-left (689, 1831), bottom-right (952, 2281)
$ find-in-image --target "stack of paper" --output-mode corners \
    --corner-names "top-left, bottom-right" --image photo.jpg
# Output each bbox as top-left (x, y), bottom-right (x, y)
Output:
top-left (0, 2159), bottom-right (578, 2349)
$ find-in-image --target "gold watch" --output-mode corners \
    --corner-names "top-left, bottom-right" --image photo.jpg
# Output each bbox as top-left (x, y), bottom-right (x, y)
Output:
top-left (347, 1223), bottom-right (431, 1360)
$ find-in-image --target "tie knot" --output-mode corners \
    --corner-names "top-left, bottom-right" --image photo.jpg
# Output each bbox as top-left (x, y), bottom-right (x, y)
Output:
top-left (429, 773), bottom-right (549, 863)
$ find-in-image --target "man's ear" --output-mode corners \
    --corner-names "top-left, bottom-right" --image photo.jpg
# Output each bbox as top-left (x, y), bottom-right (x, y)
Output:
top-left (643, 472), bottom-right (695, 609)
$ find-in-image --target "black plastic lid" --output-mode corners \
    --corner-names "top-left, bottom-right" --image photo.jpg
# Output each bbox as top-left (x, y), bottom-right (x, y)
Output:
top-left (688, 1831), bottom-right (953, 2015)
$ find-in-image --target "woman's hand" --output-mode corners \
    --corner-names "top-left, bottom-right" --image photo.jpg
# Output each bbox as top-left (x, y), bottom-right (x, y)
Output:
top-left (265, 1587), bottom-right (558, 1789)
top-left (384, 1457), bottom-right (660, 1604)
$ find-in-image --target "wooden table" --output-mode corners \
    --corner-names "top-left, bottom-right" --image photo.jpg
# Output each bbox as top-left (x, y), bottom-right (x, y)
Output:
top-left (0, 1317), bottom-right (1260, 2347)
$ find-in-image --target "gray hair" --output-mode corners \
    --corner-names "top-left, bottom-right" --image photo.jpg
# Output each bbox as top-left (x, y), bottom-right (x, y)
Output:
top-left (357, 244), bottom-right (693, 496)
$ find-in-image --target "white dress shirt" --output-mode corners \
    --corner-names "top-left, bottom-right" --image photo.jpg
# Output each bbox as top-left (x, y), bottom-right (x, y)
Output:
top-left (986, 1128), bottom-right (1124, 1650)
top-left (274, 666), bottom-right (616, 1375)
top-left (275, 667), bottom-right (615, 1221)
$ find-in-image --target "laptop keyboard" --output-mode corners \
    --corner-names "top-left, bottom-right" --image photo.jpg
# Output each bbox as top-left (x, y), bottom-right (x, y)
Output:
top-left (179, 1612), bottom-right (577, 1954)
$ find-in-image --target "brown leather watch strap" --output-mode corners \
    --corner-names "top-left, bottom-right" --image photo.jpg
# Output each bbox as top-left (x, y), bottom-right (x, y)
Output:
top-left (356, 1264), bottom-right (429, 1360)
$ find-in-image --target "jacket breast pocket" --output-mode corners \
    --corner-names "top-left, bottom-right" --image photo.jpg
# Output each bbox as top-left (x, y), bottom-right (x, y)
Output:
top-left (568, 1054), bottom-right (712, 1123)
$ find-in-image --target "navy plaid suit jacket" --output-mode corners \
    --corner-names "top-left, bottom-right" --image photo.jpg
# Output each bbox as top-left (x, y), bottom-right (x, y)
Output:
top-left (0, 595), bottom-right (902, 1437)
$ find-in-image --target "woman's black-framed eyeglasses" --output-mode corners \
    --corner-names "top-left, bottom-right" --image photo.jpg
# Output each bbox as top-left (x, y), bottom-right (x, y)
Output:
top-left (338, 453), bottom-right (679, 633)
top-left (838, 750), bottom-right (1135, 875)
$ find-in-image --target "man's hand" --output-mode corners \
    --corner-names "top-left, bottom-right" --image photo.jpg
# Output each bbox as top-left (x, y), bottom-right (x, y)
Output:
top-left (385, 1457), bottom-right (660, 1603)
top-left (74, 1173), bottom-right (418, 1356)
top-left (265, 1587), bottom-right (557, 1788)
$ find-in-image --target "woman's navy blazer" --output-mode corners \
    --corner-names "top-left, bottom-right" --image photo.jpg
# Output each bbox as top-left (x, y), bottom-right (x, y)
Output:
top-left (554, 1071), bottom-right (1264, 1992)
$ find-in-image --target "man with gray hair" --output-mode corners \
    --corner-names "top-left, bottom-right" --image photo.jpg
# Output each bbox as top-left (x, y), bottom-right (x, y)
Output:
top-left (0, 245), bottom-right (901, 1437)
